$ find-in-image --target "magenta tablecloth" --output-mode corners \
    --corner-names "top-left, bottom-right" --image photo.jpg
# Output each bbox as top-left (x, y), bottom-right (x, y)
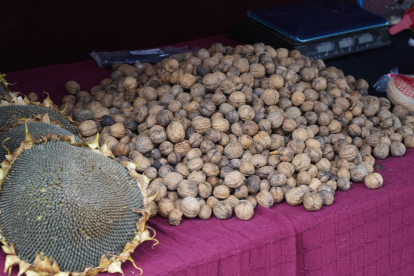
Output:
top-left (3, 36), bottom-right (414, 276)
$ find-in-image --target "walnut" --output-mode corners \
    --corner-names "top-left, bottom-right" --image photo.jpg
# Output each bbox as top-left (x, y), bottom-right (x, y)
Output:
top-left (297, 171), bottom-right (311, 185)
top-left (338, 145), bottom-right (358, 161)
top-left (373, 144), bottom-right (389, 160)
top-left (303, 193), bottom-right (323, 212)
top-left (285, 187), bottom-right (305, 206)
top-left (213, 201), bottom-right (233, 220)
top-left (233, 58), bottom-right (250, 73)
top-left (247, 64), bottom-right (265, 79)
top-left (177, 180), bottom-right (198, 198)
top-left (359, 161), bottom-right (374, 174)
top-left (168, 209), bottom-right (183, 226)
top-left (179, 74), bottom-right (196, 89)
top-left (159, 165), bottom-right (175, 178)
top-left (268, 111), bottom-right (284, 128)
top-left (192, 116), bottom-right (211, 134)
top-left (326, 180), bottom-right (337, 190)
top-left (304, 146), bottom-right (322, 163)
top-left (202, 74), bottom-right (220, 90)
top-left (243, 120), bottom-right (259, 136)
top-left (328, 120), bottom-right (342, 134)
top-left (174, 199), bottom-right (183, 210)
top-left (250, 154), bottom-right (267, 168)
top-left (174, 141), bottom-right (191, 156)
top-left (390, 141), bottom-right (406, 157)
top-left (224, 171), bottom-right (246, 188)
top-left (291, 153), bottom-right (311, 171)
top-left (93, 107), bottom-right (110, 120)
top-left (256, 190), bottom-right (274, 208)
top-left (197, 182), bottom-right (212, 199)
top-left (238, 134), bottom-right (253, 150)
top-left (337, 168), bottom-right (351, 180)
top-left (239, 162), bottom-right (255, 176)
top-left (234, 200), bottom-right (254, 220)
top-left (201, 163), bottom-right (219, 176)
top-left (123, 76), bottom-right (138, 90)
top-left (142, 167), bottom-right (157, 180)
top-left (288, 139), bottom-right (305, 155)
top-left (107, 123), bottom-right (125, 139)
top-left (181, 197), bottom-right (201, 218)
top-left (269, 74), bottom-right (284, 89)
top-left (206, 196), bottom-right (219, 208)
top-left (238, 105), bottom-right (256, 121)
top-left (157, 198), bottom-right (175, 219)
top-left (277, 162), bottom-right (295, 177)
top-left (312, 77), bottom-right (327, 91)
top-left (355, 79), bottom-right (369, 90)
top-left (234, 185), bottom-right (249, 199)
top-left (213, 185), bottom-right (231, 199)
top-left (135, 136), bottom-right (154, 153)
top-left (261, 89), bottom-right (280, 106)
top-left (79, 120), bottom-right (98, 137)
top-left (113, 143), bottom-right (130, 157)
top-left (212, 118), bottom-right (230, 132)
top-left (315, 158), bottom-right (331, 171)
top-left (404, 134), bottom-right (414, 149)
top-left (198, 205), bottom-right (212, 220)
top-left (167, 121), bottom-right (185, 142)
top-left (224, 142), bottom-right (244, 159)
top-left (319, 190), bottom-right (334, 206)
top-left (309, 178), bottom-right (322, 192)
top-left (350, 165), bottom-right (368, 183)
top-left (337, 177), bottom-right (351, 191)
top-left (164, 172), bottom-right (184, 191)
top-left (66, 81), bottom-right (80, 95)
top-left (187, 157), bottom-right (204, 172)
top-left (224, 195), bottom-right (239, 210)
top-left (365, 173), bottom-right (383, 189)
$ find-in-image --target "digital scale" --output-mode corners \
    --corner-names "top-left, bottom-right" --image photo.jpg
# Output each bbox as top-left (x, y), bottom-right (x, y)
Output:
top-left (226, 0), bottom-right (391, 60)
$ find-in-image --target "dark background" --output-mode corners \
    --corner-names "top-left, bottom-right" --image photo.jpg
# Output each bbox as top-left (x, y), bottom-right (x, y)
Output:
top-left (1, 0), bottom-right (357, 73)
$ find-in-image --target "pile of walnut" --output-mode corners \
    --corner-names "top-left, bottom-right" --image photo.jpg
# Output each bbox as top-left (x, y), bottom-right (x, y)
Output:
top-left (58, 43), bottom-right (414, 224)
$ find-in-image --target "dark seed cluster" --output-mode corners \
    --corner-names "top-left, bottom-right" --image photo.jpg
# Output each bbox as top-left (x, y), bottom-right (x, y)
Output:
top-left (0, 140), bottom-right (144, 272)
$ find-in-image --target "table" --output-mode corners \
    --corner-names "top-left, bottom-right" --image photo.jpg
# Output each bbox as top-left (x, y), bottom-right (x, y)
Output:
top-left (3, 35), bottom-right (414, 276)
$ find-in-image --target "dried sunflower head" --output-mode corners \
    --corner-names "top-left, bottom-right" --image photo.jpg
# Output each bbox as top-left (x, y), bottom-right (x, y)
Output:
top-left (0, 122), bottom-right (82, 163)
top-left (0, 129), bottom-right (155, 276)
top-left (0, 94), bottom-right (78, 135)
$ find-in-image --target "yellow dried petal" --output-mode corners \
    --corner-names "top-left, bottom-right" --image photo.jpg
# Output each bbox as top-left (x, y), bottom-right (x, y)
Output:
top-left (51, 259), bottom-right (60, 273)
top-left (87, 133), bottom-right (100, 149)
top-left (4, 255), bottom-right (20, 272)
top-left (17, 261), bottom-right (31, 276)
top-left (25, 271), bottom-right (40, 276)
top-left (42, 113), bottom-right (51, 124)
top-left (107, 261), bottom-right (123, 275)
top-left (35, 256), bottom-right (53, 275)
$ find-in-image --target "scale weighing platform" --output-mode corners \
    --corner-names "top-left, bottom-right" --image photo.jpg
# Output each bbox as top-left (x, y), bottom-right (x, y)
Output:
top-left (226, 0), bottom-right (390, 60)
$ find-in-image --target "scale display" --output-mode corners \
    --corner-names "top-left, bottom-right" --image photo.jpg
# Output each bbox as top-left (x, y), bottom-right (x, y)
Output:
top-left (225, 0), bottom-right (391, 60)
top-left (317, 43), bottom-right (334, 53)
top-left (339, 39), bottom-right (354, 49)
top-left (247, 0), bottom-right (388, 42)
top-left (298, 28), bottom-right (389, 59)
top-left (359, 34), bottom-right (374, 44)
